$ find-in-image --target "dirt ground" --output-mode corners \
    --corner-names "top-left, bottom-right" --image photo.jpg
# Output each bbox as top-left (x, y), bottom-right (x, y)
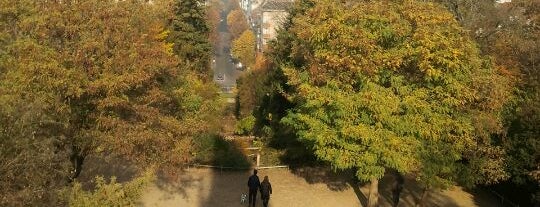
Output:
top-left (138, 167), bottom-right (502, 207)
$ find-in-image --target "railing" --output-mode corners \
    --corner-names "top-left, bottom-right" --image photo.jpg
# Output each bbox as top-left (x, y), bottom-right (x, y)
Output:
top-left (188, 164), bottom-right (290, 173)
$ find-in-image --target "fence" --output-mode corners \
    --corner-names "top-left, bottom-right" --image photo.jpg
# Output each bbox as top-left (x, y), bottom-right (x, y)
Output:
top-left (188, 164), bottom-right (289, 173)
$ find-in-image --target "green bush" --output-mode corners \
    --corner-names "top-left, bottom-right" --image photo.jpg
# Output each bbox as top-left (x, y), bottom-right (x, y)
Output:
top-left (65, 170), bottom-right (154, 207)
top-left (234, 115), bottom-right (256, 135)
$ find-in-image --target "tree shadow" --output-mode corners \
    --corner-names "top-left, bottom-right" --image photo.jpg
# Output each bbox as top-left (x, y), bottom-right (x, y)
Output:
top-left (379, 173), bottom-right (479, 207)
top-left (347, 179), bottom-right (369, 207)
top-left (151, 169), bottom-right (203, 201)
top-left (76, 154), bottom-right (140, 190)
top-left (288, 166), bottom-right (353, 191)
top-left (480, 181), bottom-right (536, 207)
top-left (467, 187), bottom-right (505, 207)
top-left (198, 136), bottom-right (253, 207)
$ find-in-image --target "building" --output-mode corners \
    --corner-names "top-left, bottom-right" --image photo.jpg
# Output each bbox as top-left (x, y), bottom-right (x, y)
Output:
top-left (238, 0), bottom-right (294, 51)
top-left (258, 0), bottom-right (294, 51)
top-left (240, 0), bottom-right (265, 29)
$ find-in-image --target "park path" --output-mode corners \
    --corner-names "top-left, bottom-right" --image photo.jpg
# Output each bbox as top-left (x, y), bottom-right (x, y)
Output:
top-left (139, 167), bottom-right (502, 207)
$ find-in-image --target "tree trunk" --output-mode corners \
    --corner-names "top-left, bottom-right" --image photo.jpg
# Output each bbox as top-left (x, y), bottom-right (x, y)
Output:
top-left (415, 187), bottom-right (429, 207)
top-left (392, 172), bottom-right (404, 207)
top-left (367, 178), bottom-right (379, 207)
top-left (69, 145), bottom-right (86, 182)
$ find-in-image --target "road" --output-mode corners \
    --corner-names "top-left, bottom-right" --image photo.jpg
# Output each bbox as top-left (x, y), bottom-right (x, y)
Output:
top-left (213, 1), bottom-right (241, 93)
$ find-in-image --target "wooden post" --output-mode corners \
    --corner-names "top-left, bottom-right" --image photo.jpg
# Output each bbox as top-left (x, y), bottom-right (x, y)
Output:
top-left (256, 151), bottom-right (260, 167)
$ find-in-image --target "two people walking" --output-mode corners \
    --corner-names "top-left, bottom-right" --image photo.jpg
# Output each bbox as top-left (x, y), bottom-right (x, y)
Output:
top-left (247, 169), bottom-right (272, 207)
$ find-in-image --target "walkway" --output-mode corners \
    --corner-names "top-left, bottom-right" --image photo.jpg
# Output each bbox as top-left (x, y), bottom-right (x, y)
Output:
top-left (139, 167), bottom-right (502, 207)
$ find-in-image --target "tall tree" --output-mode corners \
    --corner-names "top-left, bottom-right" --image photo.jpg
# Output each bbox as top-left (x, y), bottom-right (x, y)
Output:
top-left (206, 0), bottom-right (223, 49)
top-left (227, 9), bottom-right (249, 39)
top-left (0, 0), bottom-right (221, 205)
top-left (273, 0), bottom-right (510, 206)
top-left (492, 1), bottom-right (539, 205)
top-left (231, 30), bottom-right (256, 68)
top-left (435, 0), bottom-right (539, 205)
top-left (169, 0), bottom-right (212, 74)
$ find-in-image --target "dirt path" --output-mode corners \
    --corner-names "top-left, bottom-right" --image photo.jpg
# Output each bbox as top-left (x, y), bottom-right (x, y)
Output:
top-left (139, 167), bottom-right (502, 207)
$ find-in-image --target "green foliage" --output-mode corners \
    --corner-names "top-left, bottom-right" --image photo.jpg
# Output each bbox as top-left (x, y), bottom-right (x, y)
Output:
top-left (66, 170), bottom-right (154, 207)
top-left (272, 0), bottom-right (510, 190)
top-left (235, 115), bottom-right (256, 135)
top-left (169, 0), bottom-right (212, 73)
top-left (236, 55), bottom-right (272, 117)
top-left (260, 146), bottom-right (285, 166)
top-left (232, 30), bottom-right (256, 68)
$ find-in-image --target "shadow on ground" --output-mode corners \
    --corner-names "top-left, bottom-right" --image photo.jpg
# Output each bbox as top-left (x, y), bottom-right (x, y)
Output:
top-left (76, 154), bottom-right (140, 190)
top-left (289, 166), bottom-right (369, 206)
top-left (198, 134), bottom-right (252, 207)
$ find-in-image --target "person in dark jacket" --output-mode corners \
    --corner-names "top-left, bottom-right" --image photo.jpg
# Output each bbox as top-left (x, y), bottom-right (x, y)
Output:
top-left (260, 176), bottom-right (272, 207)
top-left (247, 169), bottom-right (261, 207)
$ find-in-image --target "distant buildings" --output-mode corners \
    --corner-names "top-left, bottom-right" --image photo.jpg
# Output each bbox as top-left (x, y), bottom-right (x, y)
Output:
top-left (240, 0), bottom-right (294, 51)
top-left (259, 0), bottom-right (294, 50)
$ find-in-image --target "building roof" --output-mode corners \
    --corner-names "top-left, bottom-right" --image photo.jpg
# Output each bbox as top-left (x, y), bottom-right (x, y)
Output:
top-left (261, 0), bottom-right (294, 11)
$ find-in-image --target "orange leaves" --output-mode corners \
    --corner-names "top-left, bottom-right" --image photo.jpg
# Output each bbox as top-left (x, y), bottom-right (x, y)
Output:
top-left (227, 9), bottom-right (248, 39)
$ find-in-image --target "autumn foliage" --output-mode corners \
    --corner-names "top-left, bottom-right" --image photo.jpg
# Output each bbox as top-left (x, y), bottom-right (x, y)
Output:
top-left (227, 9), bottom-right (249, 39)
top-left (0, 0), bottom-right (220, 205)
top-left (265, 0), bottom-right (512, 206)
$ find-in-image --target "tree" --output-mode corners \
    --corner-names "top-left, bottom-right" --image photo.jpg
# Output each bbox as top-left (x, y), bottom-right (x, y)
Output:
top-left (206, 0), bottom-right (223, 49)
top-left (227, 9), bottom-right (249, 39)
top-left (273, 1), bottom-right (510, 206)
top-left (0, 0), bottom-right (221, 205)
top-left (436, 0), bottom-right (539, 205)
top-left (237, 54), bottom-right (270, 117)
top-left (491, 1), bottom-right (539, 205)
top-left (0, 1), bottom-right (72, 205)
top-left (168, 0), bottom-right (212, 74)
top-left (232, 30), bottom-right (256, 68)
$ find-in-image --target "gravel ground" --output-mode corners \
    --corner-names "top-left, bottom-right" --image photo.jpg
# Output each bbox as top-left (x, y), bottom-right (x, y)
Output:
top-left (139, 167), bottom-right (502, 207)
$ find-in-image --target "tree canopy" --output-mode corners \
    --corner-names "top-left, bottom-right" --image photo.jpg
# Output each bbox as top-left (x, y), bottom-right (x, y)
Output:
top-left (270, 0), bottom-right (511, 205)
top-left (232, 30), bottom-right (256, 68)
top-left (227, 9), bottom-right (249, 39)
top-left (168, 0), bottom-right (212, 73)
top-left (0, 0), bottom-right (221, 205)
top-left (434, 0), bottom-right (539, 204)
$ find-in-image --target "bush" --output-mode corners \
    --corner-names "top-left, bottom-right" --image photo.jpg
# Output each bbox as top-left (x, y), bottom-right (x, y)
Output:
top-left (65, 170), bottom-right (154, 207)
top-left (234, 115), bottom-right (256, 135)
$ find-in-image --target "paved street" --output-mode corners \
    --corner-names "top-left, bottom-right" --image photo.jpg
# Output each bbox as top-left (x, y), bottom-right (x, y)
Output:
top-left (213, 0), bottom-right (242, 92)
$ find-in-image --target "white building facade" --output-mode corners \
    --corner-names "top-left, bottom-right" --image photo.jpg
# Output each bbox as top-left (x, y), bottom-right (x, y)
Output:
top-left (258, 0), bottom-right (294, 51)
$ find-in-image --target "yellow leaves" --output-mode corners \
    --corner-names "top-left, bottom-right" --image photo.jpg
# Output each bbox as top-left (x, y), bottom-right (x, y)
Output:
top-left (162, 42), bottom-right (174, 56)
top-left (231, 30), bottom-right (256, 67)
top-left (155, 29), bottom-right (170, 40)
top-left (155, 29), bottom-right (175, 55)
